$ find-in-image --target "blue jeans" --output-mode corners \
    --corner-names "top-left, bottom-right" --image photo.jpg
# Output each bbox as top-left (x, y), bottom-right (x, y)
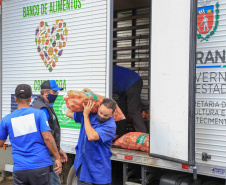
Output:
top-left (50, 156), bottom-right (61, 185)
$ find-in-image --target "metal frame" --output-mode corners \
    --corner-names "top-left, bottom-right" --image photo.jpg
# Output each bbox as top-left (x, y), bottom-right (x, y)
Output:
top-left (188, 0), bottom-right (197, 166)
top-left (111, 147), bottom-right (226, 180)
top-left (0, 3), bottom-right (2, 120)
top-left (122, 162), bottom-right (157, 185)
top-left (149, 0), bottom-right (197, 166)
top-left (106, 0), bottom-right (114, 98)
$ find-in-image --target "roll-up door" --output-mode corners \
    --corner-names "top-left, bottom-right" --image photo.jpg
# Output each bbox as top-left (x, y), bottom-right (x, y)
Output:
top-left (2, 0), bottom-right (111, 153)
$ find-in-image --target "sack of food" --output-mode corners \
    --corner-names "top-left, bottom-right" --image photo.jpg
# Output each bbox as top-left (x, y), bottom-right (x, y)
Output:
top-left (64, 89), bottom-right (125, 121)
top-left (113, 132), bottom-right (149, 152)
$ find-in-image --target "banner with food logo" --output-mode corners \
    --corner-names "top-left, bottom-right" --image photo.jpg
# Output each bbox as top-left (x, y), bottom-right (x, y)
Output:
top-left (2, 0), bottom-right (108, 130)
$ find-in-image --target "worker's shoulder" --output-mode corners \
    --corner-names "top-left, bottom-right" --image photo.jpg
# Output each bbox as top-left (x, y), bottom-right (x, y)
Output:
top-left (29, 107), bottom-right (45, 112)
top-left (26, 108), bottom-right (48, 119)
top-left (1, 108), bottom-right (42, 122)
top-left (19, 107), bottom-right (46, 117)
top-left (32, 98), bottom-right (46, 108)
top-left (105, 117), bottom-right (116, 128)
top-left (1, 112), bottom-right (13, 123)
top-left (1, 108), bottom-right (46, 125)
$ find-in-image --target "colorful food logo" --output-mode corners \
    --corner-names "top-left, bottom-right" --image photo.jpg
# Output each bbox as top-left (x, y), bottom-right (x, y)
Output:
top-left (35, 19), bottom-right (68, 72)
top-left (197, 1), bottom-right (219, 42)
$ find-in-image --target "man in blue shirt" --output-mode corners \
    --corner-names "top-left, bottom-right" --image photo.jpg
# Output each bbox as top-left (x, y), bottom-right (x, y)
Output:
top-left (113, 65), bottom-right (147, 137)
top-left (0, 84), bottom-right (62, 185)
top-left (66, 98), bottom-right (117, 185)
top-left (32, 80), bottom-right (68, 185)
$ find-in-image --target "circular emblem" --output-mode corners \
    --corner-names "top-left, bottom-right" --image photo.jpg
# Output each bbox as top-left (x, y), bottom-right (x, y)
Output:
top-left (59, 99), bottom-right (71, 124)
top-left (197, 2), bottom-right (219, 42)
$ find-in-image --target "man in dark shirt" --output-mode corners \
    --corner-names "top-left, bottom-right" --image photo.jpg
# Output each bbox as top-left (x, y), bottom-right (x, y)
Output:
top-left (113, 65), bottom-right (147, 137)
top-left (32, 80), bottom-right (67, 185)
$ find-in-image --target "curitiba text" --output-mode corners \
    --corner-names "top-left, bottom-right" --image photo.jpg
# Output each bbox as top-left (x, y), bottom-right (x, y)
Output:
top-left (34, 80), bottom-right (66, 91)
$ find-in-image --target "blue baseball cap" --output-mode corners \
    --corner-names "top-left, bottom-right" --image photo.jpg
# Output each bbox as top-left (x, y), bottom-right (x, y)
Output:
top-left (41, 80), bottom-right (63, 91)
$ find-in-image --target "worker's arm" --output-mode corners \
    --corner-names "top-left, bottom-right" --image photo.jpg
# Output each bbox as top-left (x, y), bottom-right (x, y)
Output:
top-left (66, 109), bottom-right (74, 120)
top-left (83, 101), bottom-right (100, 141)
top-left (0, 140), bottom-right (5, 147)
top-left (66, 109), bottom-right (84, 125)
top-left (41, 131), bottom-right (62, 174)
top-left (0, 119), bottom-right (8, 147)
top-left (59, 148), bottom-right (68, 163)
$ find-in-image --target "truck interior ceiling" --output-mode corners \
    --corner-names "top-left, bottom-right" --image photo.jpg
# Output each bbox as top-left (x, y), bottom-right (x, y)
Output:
top-left (113, 0), bottom-right (151, 133)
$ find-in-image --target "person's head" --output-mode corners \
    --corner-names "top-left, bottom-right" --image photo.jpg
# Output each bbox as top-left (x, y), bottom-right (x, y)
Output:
top-left (14, 84), bottom-right (32, 107)
top-left (97, 98), bottom-right (117, 123)
top-left (40, 80), bottom-right (63, 104)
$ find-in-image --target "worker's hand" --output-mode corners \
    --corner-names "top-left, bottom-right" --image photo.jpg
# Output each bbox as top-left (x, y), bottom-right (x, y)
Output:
top-left (54, 158), bottom-right (62, 174)
top-left (0, 140), bottom-right (5, 148)
top-left (83, 100), bottom-right (94, 117)
top-left (59, 148), bottom-right (68, 163)
top-left (82, 88), bottom-right (92, 92)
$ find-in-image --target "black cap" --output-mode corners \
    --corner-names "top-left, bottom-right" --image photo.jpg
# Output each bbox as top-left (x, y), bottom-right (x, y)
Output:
top-left (15, 84), bottom-right (32, 99)
top-left (41, 80), bottom-right (63, 91)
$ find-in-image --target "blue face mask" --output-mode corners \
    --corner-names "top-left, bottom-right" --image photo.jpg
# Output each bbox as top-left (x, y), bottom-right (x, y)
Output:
top-left (47, 93), bottom-right (58, 103)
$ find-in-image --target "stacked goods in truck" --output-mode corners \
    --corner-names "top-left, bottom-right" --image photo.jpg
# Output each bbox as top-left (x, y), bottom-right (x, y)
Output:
top-left (113, 132), bottom-right (149, 152)
top-left (64, 90), bottom-right (125, 121)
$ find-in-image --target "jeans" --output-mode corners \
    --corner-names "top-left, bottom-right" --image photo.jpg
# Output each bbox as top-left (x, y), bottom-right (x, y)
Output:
top-left (50, 156), bottom-right (61, 185)
top-left (13, 166), bottom-right (51, 185)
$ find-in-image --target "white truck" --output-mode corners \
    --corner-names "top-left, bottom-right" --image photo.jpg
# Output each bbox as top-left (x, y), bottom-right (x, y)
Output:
top-left (2, 0), bottom-right (226, 184)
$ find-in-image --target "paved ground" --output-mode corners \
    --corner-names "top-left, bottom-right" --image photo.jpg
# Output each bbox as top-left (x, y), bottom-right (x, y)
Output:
top-left (0, 181), bottom-right (12, 185)
top-left (0, 180), bottom-right (66, 185)
top-left (0, 179), bottom-right (66, 185)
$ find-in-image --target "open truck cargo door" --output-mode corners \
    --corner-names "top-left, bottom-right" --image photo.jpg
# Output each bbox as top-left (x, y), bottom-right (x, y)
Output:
top-left (149, 0), bottom-right (197, 165)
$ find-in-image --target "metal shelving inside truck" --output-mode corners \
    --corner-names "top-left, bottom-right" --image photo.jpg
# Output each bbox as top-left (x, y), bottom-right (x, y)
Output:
top-left (2, 0), bottom-right (226, 184)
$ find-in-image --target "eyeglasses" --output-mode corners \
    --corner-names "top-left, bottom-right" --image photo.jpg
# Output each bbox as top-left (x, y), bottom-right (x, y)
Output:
top-left (47, 90), bottom-right (59, 95)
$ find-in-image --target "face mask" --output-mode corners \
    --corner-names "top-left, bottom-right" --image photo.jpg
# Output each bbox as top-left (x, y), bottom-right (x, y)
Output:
top-left (47, 93), bottom-right (58, 103)
top-left (96, 114), bottom-right (110, 123)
